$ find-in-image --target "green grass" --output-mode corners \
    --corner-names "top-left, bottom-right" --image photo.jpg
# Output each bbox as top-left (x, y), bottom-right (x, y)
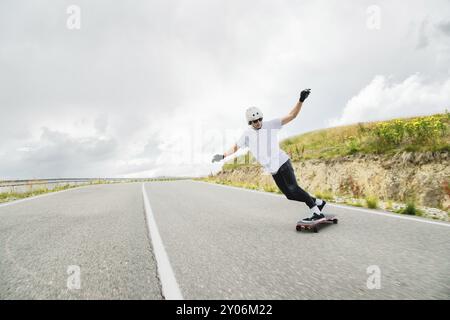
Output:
top-left (262, 183), bottom-right (281, 193)
top-left (0, 188), bottom-right (51, 203)
top-left (314, 190), bottom-right (334, 201)
top-left (222, 163), bottom-right (257, 171)
top-left (345, 200), bottom-right (364, 207)
top-left (281, 112), bottom-right (449, 161)
top-left (223, 112), bottom-right (450, 170)
top-left (396, 202), bottom-right (423, 216)
top-left (385, 200), bottom-right (393, 210)
top-left (365, 196), bottom-right (379, 209)
top-left (198, 178), bottom-right (448, 221)
top-left (0, 183), bottom-right (85, 203)
top-left (201, 177), bottom-right (282, 194)
top-left (0, 178), bottom-right (183, 204)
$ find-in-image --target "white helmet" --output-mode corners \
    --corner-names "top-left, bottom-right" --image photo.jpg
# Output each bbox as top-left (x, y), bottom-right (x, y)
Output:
top-left (245, 107), bottom-right (263, 124)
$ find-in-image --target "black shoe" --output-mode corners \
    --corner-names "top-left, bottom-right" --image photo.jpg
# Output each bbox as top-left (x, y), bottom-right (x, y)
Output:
top-left (318, 200), bottom-right (327, 212)
top-left (301, 213), bottom-right (325, 223)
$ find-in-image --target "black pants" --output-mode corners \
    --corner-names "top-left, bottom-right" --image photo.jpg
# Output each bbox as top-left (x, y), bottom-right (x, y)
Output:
top-left (272, 160), bottom-right (316, 209)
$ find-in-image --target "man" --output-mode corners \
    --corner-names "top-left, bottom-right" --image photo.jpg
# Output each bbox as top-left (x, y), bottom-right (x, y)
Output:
top-left (212, 89), bottom-right (326, 223)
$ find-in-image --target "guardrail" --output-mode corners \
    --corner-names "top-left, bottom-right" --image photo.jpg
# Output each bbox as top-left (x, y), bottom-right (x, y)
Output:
top-left (0, 177), bottom-right (190, 194)
top-left (0, 178), bottom-right (135, 187)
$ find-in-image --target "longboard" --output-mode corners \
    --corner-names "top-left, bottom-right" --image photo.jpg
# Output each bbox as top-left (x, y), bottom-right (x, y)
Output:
top-left (296, 214), bottom-right (338, 233)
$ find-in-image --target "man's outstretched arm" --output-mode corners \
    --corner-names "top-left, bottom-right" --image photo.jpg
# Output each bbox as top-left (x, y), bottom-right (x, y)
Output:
top-left (212, 144), bottom-right (238, 162)
top-left (281, 89), bottom-right (311, 125)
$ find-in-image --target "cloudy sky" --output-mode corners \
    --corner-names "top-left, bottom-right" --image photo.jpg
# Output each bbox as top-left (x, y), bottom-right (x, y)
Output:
top-left (0, 0), bottom-right (449, 179)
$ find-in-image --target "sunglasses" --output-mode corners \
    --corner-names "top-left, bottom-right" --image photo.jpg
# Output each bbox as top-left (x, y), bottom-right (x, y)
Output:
top-left (249, 118), bottom-right (263, 125)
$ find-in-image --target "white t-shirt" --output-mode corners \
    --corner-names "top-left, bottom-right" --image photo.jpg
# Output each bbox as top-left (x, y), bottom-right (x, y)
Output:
top-left (236, 118), bottom-right (289, 174)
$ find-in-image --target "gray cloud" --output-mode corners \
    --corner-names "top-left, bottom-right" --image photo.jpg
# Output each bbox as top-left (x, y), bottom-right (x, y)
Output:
top-left (1, 126), bottom-right (118, 178)
top-left (416, 20), bottom-right (430, 49)
top-left (94, 114), bottom-right (108, 134)
top-left (1, 0), bottom-right (449, 178)
top-left (416, 19), bottom-right (450, 49)
top-left (437, 20), bottom-right (450, 36)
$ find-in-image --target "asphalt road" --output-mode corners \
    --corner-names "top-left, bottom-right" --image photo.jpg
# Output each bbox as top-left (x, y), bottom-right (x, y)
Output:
top-left (144, 180), bottom-right (450, 300)
top-left (1, 181), bottom-right (449, 299)
top-left (0, 183), bottom-right (161, 299)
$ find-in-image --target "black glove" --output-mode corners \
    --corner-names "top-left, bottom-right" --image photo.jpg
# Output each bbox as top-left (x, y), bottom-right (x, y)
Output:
top-left (299, 89), bottom-right (311, 102)
top-left (212, 154), bottom-right (225, 163)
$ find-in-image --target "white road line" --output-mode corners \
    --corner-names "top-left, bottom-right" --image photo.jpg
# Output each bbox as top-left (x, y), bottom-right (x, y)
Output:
top-left (142, 183), bottom-right (183, 300)
top-left (190, 180), bottom-right (450, 228)
top-left (329, 203), bottom-right (450, 227)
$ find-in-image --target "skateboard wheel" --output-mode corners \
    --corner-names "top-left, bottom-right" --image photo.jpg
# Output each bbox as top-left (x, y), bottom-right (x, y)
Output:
top-left (313, 227), bottom-right (318, 233)
top-left (296, 225), bottom-right (301, 231)
top-left (333, 219), bottom-right (338, 224)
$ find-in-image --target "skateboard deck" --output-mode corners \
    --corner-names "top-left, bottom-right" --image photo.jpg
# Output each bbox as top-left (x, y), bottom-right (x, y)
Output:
top-left (296, 214), bottom-right (338, 233)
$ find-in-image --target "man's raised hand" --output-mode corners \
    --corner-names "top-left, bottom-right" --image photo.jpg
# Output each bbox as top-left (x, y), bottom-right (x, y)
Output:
top-left (299, 89), bottom-right (311, 102)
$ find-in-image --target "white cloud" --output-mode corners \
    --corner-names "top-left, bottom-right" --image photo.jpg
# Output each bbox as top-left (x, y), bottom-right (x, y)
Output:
top-left (330, 74), bottom-right (450, 126)
top-left (1, 0), bottom-right (450, 178)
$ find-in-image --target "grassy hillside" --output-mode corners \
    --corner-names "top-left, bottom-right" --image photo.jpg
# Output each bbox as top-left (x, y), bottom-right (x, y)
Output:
top-left (224, 112), bottom-right (449, 169)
